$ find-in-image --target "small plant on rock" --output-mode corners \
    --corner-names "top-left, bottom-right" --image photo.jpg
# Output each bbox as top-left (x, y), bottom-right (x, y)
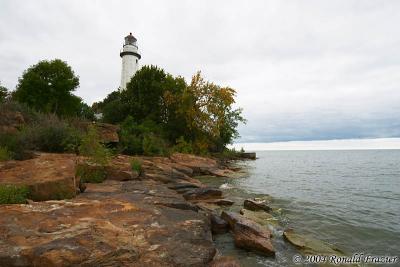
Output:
top-left (0, 185), bottom-right (30, 204)
top-left (0, 146), bottom-right (11, 162)
top-left (130, 158), bottom-right (142, 174)
top-left (77, 125), bottom-right (110, 183)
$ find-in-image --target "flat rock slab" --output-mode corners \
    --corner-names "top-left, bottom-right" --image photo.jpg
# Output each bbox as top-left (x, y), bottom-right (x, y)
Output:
top-left (221, 211), bottom-right (275, 256)
top-left (0, 153), bottom-right (79, 201)
top-left (183, 187), bottom-right (223, 201)
top-left (283, 229), bottom-right (344, 257)
top-left (0, 180), bottom-right (216, 266)
top-left (170, 153), bottom-right (219, 174)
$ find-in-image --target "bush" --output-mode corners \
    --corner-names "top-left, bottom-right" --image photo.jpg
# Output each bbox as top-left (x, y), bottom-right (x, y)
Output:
top-left (20, 114), bottom-right (82, 153)
top-left (0, 133), bottom-right (27, 160)
top-left (76, 164), bottom-right (107, 183)
top-left (130, 158), bottom-right (142, 174)
top-left (79, 125), bottom-right (110, 165)
top-left (0, 147), bottom-right (11, 161)
top-left (171, 136), bottom-right (193, 154)
top-left (0, 185), bottom-right (30, 204)
top-left (142, 133), bottom-right (168, 156)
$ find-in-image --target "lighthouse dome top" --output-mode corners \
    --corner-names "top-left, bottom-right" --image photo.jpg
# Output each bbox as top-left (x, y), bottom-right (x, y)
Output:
top-left (124, 33), bottom-right (137, 46)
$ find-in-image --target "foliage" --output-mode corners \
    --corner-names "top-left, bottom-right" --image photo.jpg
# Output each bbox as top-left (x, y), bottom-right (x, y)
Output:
top-left (0, 147), bottom-right (11, 161)
top-left (171, 136), bottom-right (193, 154)
top-left (19, 114), bottom-right (82, 153)
top-left (0, 82), bottom-right (8, 102)
top-left (87, 65), bottom-right (245, 155)
top-left (79, 125), bottom-right (110, 165)
top-left (0, 185), bottom-right (30, 204)
top-left (130, 158), bottom-right (142, 174)
top-left (142, 133), bottom-right (168, 156)
top-left (76, 164), bottom-right (107, 183)
top-left (13, 59), bottom-right (81, 117)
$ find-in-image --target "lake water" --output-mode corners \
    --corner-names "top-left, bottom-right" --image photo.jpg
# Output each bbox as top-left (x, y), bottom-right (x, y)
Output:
top-left (199, 150), bottom-right (400, 266)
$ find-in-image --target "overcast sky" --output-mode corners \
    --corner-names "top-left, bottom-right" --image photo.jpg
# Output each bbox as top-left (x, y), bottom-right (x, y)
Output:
top-left (1, 0), bottom-right (399, 143)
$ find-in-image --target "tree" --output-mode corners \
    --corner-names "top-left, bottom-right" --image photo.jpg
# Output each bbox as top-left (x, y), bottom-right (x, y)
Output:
top-left (0, 82), bottom-right (8, 102)
top-left (181, 72), bottom-right (245, 152)
top-left (13, 59), bottom-right (80, 117)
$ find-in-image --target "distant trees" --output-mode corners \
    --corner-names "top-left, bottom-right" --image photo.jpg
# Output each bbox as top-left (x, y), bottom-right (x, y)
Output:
top-left (0, 82), bottom-right (8, 102)
top-left (13, 59), bottom-right (84, 117)
top-left (98, 65), bottom-right (245, 154)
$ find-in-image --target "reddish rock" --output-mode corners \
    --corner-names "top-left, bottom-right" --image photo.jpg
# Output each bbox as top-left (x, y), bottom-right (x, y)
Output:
top-left (170, 153), bottom-right (219, 174)
top-left (244, 199), bottom-right (271, 212)
top-left (209, 256), bottom-right (241, 267)
top-left (183, 187), bottom-right (223, 201)
top-left (0, 153), bottom-right (80, 201)
top-left (0, 180), bottom-right (216, 266)
top-left (221, 211), bottom-right (275, 256)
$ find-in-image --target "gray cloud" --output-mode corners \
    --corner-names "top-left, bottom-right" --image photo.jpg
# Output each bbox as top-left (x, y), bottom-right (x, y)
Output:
top-left (1, 0), bottom-right (399, 142)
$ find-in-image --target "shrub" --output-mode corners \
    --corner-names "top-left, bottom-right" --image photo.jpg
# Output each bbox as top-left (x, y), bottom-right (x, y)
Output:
top-left (171, 136), bottom-right (193, 154)
top-left (0, 146), bottom-right (11, 161)
top-left (79, 125), bottom-right (110, 165)
top-left (20, 114), bottom-right (82, 153)
top-left (130, 158), bottom-right (142, 174)
top-left (76, 164), bottom-right (107, 183)
top-left (0, 185), bottom-right (30, 204)
top-left (0, 133), bottom-right (26, 160)
top-left (142, 133), bottom-right (168, 156)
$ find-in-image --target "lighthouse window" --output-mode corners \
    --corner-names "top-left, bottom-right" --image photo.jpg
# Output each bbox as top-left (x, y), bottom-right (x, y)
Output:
top-left (136, 59), bottom-right (138, 63)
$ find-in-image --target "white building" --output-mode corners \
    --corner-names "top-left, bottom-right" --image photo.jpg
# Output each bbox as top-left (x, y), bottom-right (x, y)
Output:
top-left (119, 33), bottom-right (141, 90)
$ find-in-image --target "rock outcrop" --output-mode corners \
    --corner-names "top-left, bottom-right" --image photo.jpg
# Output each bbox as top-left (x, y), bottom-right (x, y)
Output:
top-left (221, 211), bottom-right (275, 256)
top-left (243, 198), bottom-right (271, 212)
top-left (0, 180), bottom-right (216, 266)
top-left (0, 153), bottom-right (80, 201)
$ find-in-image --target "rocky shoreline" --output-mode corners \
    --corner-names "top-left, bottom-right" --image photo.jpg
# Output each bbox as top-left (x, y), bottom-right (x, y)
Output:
top-left (0, 151), bottom-right (277, 266)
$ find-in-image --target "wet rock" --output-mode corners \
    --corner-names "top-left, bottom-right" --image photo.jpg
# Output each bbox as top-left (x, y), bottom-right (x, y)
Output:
top-left (183, 187), bottom-right (223, 201)
top-left (244, 199), bottom-right (271, 212)
top-left (240, 209), bottom-right (279, 228)
top-left (209, 168), bottom-right (236, 178)
top-left (203, 199), bottom-right (234, 206)
top-left (221, 211), bottom-right (275, 256)
top-left (283, 229), bottom-right (344, 256)
top-left (209, 256), bottom-right (241, 267)
top-left (0, 153), bottom-right (79, 201)
top-left (0, 180), bottom-right (216, 266)
top-left (210, 213), bottom-right (229, 234)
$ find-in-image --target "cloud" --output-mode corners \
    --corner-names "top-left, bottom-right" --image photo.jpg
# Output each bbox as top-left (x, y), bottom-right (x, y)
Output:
top-left (0, 0), bottom-right (399, 142)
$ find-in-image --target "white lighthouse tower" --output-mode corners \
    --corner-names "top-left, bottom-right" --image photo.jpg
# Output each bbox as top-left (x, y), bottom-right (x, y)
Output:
top-left (119, 33), bottom-right (141, 90)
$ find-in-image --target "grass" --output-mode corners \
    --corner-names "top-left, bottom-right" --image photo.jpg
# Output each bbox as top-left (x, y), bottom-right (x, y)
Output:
top-left (0, 146), bottom-right (11, 161)
top-left (0, 184), bottom-right (30, 204)
top-left (130, 158), bottom-right (142, 174)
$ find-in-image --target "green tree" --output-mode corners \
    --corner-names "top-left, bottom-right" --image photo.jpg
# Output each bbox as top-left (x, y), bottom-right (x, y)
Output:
top-left (0, 82), bottom-right (8, 102)
top-left (14, 59), bottom-right (80, 117)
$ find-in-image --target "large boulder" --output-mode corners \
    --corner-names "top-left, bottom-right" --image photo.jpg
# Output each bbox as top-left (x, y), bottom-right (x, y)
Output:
top-left (0, 180), bottom-right (216, 266)
top-left (221, 211), bottom-right (275, 256)
top-left (0, 153), bottom-right (80, 201)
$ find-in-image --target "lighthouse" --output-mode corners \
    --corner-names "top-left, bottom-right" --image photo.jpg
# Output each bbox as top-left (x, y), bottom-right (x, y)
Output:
top-left (119, 33), bottom-right (141, 90)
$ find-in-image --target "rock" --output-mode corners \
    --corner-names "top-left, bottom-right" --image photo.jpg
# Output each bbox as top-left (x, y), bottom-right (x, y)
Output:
top-left (0, 180), bottom-right (216, 266)
top-left (183, 187), bottom-right (223, 201)
top-left (239, 209), bottom-right (279, 228)
top-left (209, 256), bottom-right (241, 267)
top-left (244, 199), bottom-right (271, 212)
top-left (221, 211), bottom-right (275, 256)
top-left (167, 182), bottom-right (201, 191)
top-left (0, 153), bottom-right (80, 201)
top-left (283, 229), bottom-right (344, 256)
top-left (210, 213), bottom-right (229, 234)
top-left (203, 199), bottom-right (234, 206)
top-left (209, 168), bottom-right (236, 178)
top-left (170, 153), bottom-right (219, 175)
top-left (106, 155), bottom-right (140, 181)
